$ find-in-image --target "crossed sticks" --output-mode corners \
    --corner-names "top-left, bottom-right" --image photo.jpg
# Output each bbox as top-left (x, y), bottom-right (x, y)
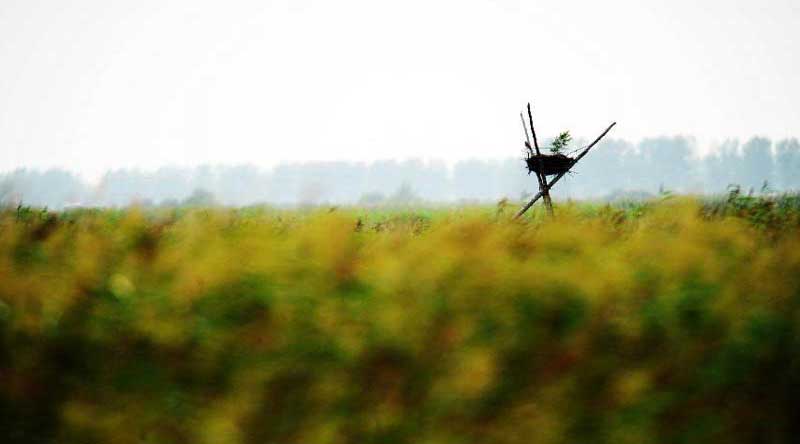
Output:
top-left (515, 103), bottom-right (616, 219)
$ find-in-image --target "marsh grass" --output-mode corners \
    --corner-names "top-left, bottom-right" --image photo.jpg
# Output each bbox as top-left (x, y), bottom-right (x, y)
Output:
top-left (1, 195), bottom-right (799, 443)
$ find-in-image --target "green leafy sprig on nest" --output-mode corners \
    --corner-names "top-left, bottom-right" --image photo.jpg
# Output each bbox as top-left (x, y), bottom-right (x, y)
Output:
top-left (549, 131), bottom-right (572, 154)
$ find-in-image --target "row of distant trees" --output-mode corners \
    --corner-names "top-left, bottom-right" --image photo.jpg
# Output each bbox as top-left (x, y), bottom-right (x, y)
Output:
top-left (2, 136), bottom-right (799, 208)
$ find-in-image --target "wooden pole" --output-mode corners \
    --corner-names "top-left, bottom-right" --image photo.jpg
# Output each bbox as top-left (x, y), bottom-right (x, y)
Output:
top-left (527, 103), bottom-right (554, 216)
top-left (520, 112), bottom-right (532, 157)
top-left (515, 122), bottom-right (617, 219)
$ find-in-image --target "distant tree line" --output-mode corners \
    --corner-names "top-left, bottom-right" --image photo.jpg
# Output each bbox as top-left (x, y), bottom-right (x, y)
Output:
top-left (2, 137), bottom-right (798, 208)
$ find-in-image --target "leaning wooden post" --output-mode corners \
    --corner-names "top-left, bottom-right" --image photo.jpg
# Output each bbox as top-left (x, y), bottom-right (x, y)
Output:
top-left (527, 103), bottom-right (554, 216)
top-left (515, 122), bottom-right (617, 219)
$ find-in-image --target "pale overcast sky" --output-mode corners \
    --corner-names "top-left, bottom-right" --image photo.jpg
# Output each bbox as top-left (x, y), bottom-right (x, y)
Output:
top-left (1, 0), bottom-right (798, 179)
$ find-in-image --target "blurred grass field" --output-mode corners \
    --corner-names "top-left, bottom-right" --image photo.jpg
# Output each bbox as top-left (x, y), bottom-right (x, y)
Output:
top-left (1, 193), bottom-right (800, 444)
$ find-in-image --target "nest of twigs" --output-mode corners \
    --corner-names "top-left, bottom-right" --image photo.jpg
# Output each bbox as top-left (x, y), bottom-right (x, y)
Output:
top-left (525, 153), bottom-right (574, 176)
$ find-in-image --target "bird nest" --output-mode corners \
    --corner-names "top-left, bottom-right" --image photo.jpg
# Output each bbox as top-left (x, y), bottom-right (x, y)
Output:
top-left (525, 153), bottom-right (575, 176)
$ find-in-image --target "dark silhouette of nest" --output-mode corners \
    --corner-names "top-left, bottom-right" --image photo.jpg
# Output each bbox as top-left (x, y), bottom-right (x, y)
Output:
top-left (525, 153), bottom-right (575, 176)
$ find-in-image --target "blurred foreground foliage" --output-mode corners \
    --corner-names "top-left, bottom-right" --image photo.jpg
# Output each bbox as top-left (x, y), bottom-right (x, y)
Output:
top-left (1, 194), bottom-right (800, 444)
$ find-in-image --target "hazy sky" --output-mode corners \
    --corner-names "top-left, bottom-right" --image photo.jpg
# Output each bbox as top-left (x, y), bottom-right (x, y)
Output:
top-left (1, 0), bottom-right (798, 179)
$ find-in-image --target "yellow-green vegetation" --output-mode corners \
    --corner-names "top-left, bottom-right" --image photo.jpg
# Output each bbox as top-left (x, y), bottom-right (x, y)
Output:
top-left (1, 196), bottom-right (800, 444)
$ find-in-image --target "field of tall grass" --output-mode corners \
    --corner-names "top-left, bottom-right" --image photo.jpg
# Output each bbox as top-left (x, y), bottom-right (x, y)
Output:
top-left (1, 194), bottom-right (799, 443)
